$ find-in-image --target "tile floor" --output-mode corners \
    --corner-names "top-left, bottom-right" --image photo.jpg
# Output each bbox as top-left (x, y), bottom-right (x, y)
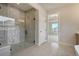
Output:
top-left (12, 36), bottom-right (75, 56)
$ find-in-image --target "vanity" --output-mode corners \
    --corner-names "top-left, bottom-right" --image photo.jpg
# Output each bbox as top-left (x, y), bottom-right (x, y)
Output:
top-left (75, 32), bottom-right (79, 56)
top-left (75, 32), bottom-right (79, 45)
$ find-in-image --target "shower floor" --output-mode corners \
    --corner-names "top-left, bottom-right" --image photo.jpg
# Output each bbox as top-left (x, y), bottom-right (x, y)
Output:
top-left (11, 41), bottom-right (34, 55)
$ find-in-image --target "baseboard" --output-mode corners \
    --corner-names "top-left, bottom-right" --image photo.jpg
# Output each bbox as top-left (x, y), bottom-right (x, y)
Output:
top-left (59, 41), bottom-right (75, 46)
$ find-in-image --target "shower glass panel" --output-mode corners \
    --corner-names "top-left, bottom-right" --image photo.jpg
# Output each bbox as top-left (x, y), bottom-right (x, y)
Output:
top-left (0, 16), bottom-right (17, 46)
top-left (0, 16), bottom-right (24, 55)
top-left (0, 16), bottom-right (6, 46)
top-left (0, 4), bottom-right (36, 56)
top-left (0, 14), bottom-right (36, 56)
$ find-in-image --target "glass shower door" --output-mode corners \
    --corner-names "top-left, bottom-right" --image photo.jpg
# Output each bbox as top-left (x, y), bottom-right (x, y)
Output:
top-left (0, 16), bottom-right (16, 46)
top-left (0, 17), bottom-right (5, 46)
top-left (0, 16), bottom-right (21, 45)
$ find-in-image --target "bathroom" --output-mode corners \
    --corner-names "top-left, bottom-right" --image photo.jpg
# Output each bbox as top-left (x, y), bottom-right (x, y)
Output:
top-left (0, 3), bottom-right (37, 55)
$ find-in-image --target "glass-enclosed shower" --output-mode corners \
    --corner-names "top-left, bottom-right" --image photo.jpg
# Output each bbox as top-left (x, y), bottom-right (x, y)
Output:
top-left (10, 17), bottom-right (35, 55)
top-left (0, 15), bottom-right (35, 55)
top-left (0, 3), bottom-right (36, 55)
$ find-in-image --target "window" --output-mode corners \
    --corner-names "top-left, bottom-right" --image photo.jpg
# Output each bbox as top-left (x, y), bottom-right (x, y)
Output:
top-left (48, 13), bottom-right (59, 35)
top-left (52, 22), bottom-right (58, 33)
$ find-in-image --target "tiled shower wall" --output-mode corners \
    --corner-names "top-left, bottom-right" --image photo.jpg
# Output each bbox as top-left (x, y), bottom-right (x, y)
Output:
top-left (0, 4), bottom-right (26, 44)
top-left (0, 3), bottom-right (36, 45)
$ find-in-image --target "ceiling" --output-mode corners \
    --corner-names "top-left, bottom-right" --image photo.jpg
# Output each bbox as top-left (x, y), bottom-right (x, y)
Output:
top-left (8, 3), bottom-right (70, 13)
top-left (39, 3), bottom-right (70, 12)
top-left (8, 3), bottom-right (33, 11)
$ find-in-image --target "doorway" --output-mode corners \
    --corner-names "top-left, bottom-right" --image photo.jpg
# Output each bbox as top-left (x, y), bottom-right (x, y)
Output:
top-left (48, 14), bottom-right (59, 43)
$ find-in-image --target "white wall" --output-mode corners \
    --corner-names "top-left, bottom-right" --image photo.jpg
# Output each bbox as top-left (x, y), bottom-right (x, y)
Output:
top-left (29, 3), bottom-right (47, 45)
top-left (49, 4), bottom-right (79, 45)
